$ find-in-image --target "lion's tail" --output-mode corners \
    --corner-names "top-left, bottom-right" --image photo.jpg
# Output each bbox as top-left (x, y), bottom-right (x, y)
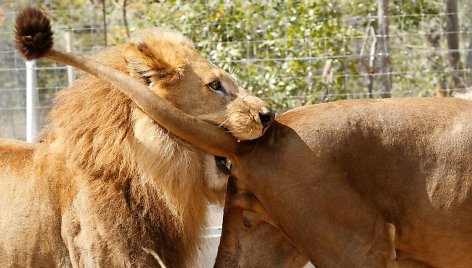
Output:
top-left (15, 7), bottom-right (54, 61)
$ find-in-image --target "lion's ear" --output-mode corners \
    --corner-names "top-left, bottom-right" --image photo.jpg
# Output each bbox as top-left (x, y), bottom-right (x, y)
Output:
top-left (123, 43), bottom-right (179, 85)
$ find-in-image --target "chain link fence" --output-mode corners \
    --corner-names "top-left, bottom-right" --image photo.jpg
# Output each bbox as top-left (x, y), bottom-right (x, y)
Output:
top-left (1, 2), bottom-right (469, 267)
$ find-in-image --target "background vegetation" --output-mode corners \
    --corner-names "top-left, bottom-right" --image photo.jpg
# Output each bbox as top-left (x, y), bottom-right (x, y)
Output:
top-left (0, 0), bottom-right (471, 139)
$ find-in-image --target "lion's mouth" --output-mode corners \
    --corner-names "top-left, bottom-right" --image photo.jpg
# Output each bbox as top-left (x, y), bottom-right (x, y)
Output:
top-left (214, 156), bottom-right (231, 174)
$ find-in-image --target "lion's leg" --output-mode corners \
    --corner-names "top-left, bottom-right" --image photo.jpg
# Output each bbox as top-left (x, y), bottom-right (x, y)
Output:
top-left (396, 258), bottom-right (435, 268)
top-left (251, 170), bottom-right (397, 268)
top-left (229, 191), bottom-right (275, 226)
top-left (396, 251), bottom-right (435, 268)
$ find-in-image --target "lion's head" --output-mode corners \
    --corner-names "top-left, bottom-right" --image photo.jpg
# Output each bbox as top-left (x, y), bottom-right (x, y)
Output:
top-left (123, 28), bottom-right (273, 141)
top-left (53, 28), bottom-right (274, 207)
top-left (117, 28), bottom-right (272, 203)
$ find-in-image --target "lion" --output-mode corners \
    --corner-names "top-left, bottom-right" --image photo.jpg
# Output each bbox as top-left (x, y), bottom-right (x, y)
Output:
top-left (0, 7), bottom-right (272, 267)
top-left (17, 6), bottom-right (472, 268)
top-left (213, 97), bottom-right (472, 268)
top-left (14, 9), bottom-right (472, 268)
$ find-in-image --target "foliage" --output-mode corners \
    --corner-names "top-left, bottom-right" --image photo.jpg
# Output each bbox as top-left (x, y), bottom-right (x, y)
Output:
top-left (0, 0), bottom-right (469, 114)
top-left (120, 0), bottom-right (368, 110)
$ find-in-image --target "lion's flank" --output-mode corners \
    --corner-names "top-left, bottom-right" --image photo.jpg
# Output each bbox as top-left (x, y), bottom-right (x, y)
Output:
top-left (15, 7), bottom-right (53, 61)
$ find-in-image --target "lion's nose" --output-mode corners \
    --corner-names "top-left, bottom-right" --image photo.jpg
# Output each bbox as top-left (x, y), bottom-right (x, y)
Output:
top-left (258, 107), bottom-right (274, 128)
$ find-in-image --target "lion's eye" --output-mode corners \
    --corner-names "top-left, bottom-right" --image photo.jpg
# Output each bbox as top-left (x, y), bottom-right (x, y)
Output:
top-left (136, 69), bottom-right (153, 86)
top-left (208, 80), bottom-right (226, 94)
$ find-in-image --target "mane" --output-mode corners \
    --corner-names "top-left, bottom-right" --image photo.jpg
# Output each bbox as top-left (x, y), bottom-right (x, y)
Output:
top-left (41, 45), bottom-right (210, 266)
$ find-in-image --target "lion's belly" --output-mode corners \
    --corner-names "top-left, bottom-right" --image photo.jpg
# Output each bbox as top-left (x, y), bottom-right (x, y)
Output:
top-left (394, 213), bottom-right (472, 268)
top-left (392, 174), bottom-right (472, 267)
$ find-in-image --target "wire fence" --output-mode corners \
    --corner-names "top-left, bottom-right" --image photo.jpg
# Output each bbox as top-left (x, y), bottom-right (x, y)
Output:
top-left (0, 2), bottom-right (467, 267)
top-left (1, 0), bottom-right (472, 140)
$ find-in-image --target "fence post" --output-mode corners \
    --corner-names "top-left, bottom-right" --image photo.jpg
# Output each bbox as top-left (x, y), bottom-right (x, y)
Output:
top-left (26, 60), bottom-right (39, 143)
top-left (65, 31), bottom-right (75, 86)
top-left (377, 0), bottom-right (392, 98)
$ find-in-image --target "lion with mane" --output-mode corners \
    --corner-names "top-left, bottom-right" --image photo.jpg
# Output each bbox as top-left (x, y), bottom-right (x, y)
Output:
top-left (0, 7), bottom-right (272, 267)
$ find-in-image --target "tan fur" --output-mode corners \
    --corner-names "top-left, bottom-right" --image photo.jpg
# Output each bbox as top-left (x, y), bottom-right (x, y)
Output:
top-left (216, 179), bottom-right (309, 268)
top-left (214, 97), bottom-right (472, 268)
top-left (0, 28), bottom-right (271, 267)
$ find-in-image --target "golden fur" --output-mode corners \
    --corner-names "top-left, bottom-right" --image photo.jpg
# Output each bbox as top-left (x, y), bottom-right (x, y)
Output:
top-left (0, 28), bottom-right (271, 267)
top-left (214, 98), bottom-right (472, 268)
top-left (215, 179), bottom-right (309, 268)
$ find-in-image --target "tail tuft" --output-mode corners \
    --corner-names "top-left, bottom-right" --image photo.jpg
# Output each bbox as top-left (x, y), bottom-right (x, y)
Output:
top-left (15, 7), bottom-right (54, 60)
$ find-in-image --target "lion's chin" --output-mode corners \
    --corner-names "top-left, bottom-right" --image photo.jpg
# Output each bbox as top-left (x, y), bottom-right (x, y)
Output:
top-left (196, 113), bottom-right (269, 141)
top-left (223, 111), bottom-right (270, 141)
top-left (230, 126), bottom-right (265, 141)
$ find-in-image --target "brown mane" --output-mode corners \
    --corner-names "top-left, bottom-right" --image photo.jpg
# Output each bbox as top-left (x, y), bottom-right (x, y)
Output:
top-left (2, 7), bottom-right (273, 267)
top-left (36, 46), bottom-right (209, 267)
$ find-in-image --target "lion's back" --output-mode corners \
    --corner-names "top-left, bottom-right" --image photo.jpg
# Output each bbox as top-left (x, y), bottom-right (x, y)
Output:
top-left (0, 138), bottom-right (35, 186)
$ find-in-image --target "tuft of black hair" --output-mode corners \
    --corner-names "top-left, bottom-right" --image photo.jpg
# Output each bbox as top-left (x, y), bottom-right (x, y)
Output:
top-left (15, 7), bottom-right (54, 61)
